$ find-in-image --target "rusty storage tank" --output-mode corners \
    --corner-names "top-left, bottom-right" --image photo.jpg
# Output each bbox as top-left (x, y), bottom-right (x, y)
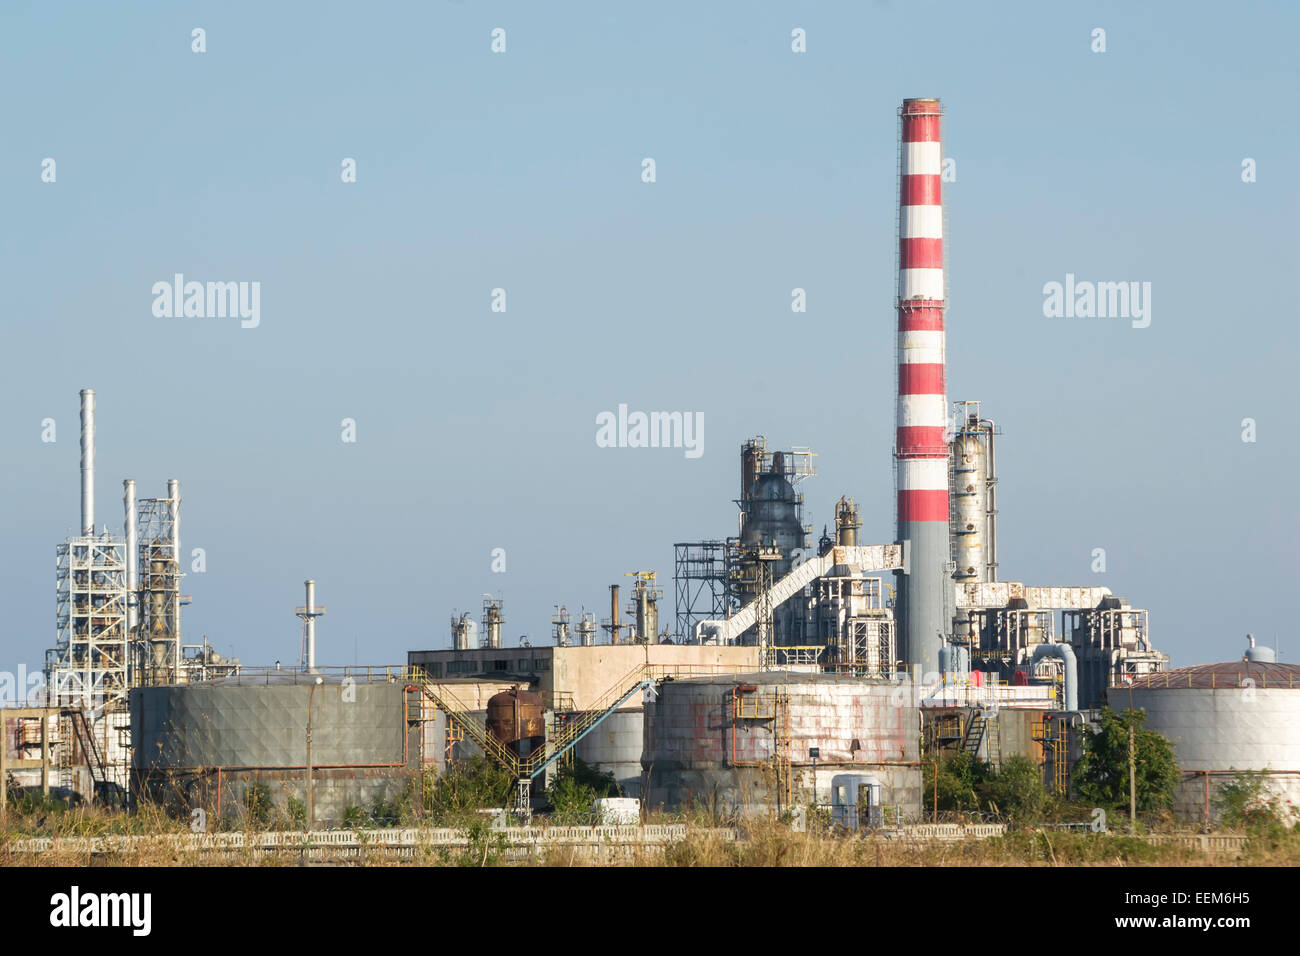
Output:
top-left (486, 685), bottom-right (546, 758)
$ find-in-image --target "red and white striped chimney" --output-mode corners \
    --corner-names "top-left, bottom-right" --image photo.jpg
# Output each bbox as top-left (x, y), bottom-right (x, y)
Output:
top-left (895, 98), bottom-right (950, 676)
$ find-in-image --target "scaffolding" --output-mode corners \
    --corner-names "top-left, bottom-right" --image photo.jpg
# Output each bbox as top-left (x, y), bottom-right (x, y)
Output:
top-left (47, 536), bottom-right (129, 711)
top-left (673, 541), bottom-right (729, 642)
top-left (1034, 714), bottom-right (1070, 796)
top-left (807, 574), bottom-right (897, 676)
top-left (136, 495), bottom-right (181, 685)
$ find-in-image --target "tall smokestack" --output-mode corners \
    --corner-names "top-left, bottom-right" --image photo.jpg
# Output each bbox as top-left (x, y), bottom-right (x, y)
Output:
top-left (895, 98), bottom-right (951, 676)
top-left (304, 579), bottom-right (317, 671)
top-left (124, 479), bottom-right (138, 631)
top-left (79, 389), bottom-right (95, 536)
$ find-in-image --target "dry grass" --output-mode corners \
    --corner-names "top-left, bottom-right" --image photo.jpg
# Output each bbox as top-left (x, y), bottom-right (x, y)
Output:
top-left (5, 801), bottom-right (1299, 867)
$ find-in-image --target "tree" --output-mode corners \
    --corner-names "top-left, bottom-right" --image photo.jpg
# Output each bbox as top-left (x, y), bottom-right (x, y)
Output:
top-left (923, 751), bottom-right (1047, 822)
top-left (981, 755), bottom-right (1047, 823)
top-left (1073, 708), bottom-right (1178, 814)
top-left (546, 757), bottom-right (621, 824)
top-left (423, 756), bottom-right (516, 825)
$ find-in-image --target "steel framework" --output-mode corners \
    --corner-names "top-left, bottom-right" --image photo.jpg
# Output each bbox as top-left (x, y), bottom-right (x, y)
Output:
top-left (136, 496), bottom-right (181, 685)
top-left (673, 541), bottom-right (729, 643)
top-left (47, 536), bottom-right (129, 710)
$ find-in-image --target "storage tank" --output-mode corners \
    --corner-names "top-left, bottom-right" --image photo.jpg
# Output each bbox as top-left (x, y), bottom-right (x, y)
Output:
top-left (642, 673), bottom-right (921, 820)
top-left (129, 675), bottom-right (418, 826)
top-left (1121, 645), bottom-right (1300, 825)
top-left (486, 686), bottom-right (545, 758)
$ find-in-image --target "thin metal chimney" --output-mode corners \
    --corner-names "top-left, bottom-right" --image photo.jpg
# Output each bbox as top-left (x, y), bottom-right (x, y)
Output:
top-left (168, 479), bottom-right (182, 655)
top-left (296, 580), bottom-right (325, 672)
top-left (124, 479), bottom-right (138, 631)
top-left (305, 580), bottom-right (316, 671)
top-left (609, 584), bottom-right (621, 645)
top-left (79, 389), bottom-right (95, 536)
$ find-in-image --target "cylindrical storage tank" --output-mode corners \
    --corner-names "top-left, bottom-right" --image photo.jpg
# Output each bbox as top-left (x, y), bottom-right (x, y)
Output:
top-left (1121, 660), bottom-right (1300, 824)
top-left (575, 708), bottom-right (644, 797)
top-left (129, 677), bottom-right (418, 827)
top-left (486, 686), bottom-right (545, 758)
top-left (642, 673), bottom-right (922, 820)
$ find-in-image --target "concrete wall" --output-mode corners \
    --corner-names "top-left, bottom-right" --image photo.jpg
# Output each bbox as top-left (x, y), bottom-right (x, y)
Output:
top-left (642, 674), bottom-right (922, 819)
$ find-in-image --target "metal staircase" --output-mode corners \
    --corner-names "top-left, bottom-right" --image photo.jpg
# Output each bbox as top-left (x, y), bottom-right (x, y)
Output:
top-left (68, 709), bottom-right (109, 793)
top-left (413, 662), bottom-right (655, 782)
top-left (961, 711), bottom-right (987, 757)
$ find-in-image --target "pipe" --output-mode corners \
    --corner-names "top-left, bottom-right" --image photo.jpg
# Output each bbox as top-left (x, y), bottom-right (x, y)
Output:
top-left (609, 584), bottom-right (620, 645)
top-left (1030, 643), bottom-right (1078, 712)
top-left (79, 389), bottom-right (95, 535)
top-left (124, 479), bottom-right (138, 632)
top-left (168, 479), bottom-right (181, 661)
top-left (305, 580), bottom-right (317, 671)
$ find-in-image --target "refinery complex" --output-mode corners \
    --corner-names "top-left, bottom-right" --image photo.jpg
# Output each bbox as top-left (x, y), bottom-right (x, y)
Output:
top-left (3, 99), bottom-right (1297, 833)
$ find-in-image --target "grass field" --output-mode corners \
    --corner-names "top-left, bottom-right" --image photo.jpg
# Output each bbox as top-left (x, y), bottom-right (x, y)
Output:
top-left (3, 799), bottom-right (1298, 867)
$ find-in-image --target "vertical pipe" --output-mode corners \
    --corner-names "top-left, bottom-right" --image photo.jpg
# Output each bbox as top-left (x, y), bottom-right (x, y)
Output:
top-left (895, 98), bottom-right (950, 677)
top-left (305, 580), bottom-right (317, 671)
top-left (168, 479), bottom-right (181, 676)
top-left (41, 715), bottom-right (50, 797)
top-left (609, 584), bottom-right (620, 644)
top-left (124, 479), bottom-right (138, 632)
top-left (984, 418), bottom-right (998, 582)
top-left (79, 389), bottom-right (95, 536)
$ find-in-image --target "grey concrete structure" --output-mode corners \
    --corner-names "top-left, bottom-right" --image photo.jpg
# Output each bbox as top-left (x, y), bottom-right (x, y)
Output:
top-left (898, 521), bottom-right (952, 677)
top-left (642, 673), bottom-right (922, 820)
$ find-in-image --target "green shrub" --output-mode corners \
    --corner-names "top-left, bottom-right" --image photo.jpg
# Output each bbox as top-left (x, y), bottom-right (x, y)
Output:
top-left (1074, 708), bottom-right (1179, 815)
top-left (423, 756), bottom-right (516, 825)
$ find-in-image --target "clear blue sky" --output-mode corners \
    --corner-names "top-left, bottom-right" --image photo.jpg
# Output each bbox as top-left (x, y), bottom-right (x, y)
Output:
top-left (2, 1), bottom-right (1296, 673)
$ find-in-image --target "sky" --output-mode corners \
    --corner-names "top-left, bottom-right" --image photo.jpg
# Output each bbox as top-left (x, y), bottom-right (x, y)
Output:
top-left (1, 0), bottom-right (1296, 677)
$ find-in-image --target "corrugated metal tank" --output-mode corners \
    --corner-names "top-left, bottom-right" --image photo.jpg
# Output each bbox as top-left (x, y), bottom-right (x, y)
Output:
top-left (130, 677), bottom-right (417, 826)
top-left (1126, 660), bottom-right (1300, 823)
top-left (642, 673), bottom-right (922, 819)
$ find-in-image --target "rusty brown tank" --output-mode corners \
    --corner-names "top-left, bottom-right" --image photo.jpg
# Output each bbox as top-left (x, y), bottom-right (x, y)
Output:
top-left (486, 685), bottom-right (546, 758)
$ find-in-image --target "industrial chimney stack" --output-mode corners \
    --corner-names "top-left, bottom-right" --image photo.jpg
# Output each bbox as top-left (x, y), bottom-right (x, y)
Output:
top-left (80, 389), bottom-right (95, 536)
top-left (895, 98), bottom-right (952, 676)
